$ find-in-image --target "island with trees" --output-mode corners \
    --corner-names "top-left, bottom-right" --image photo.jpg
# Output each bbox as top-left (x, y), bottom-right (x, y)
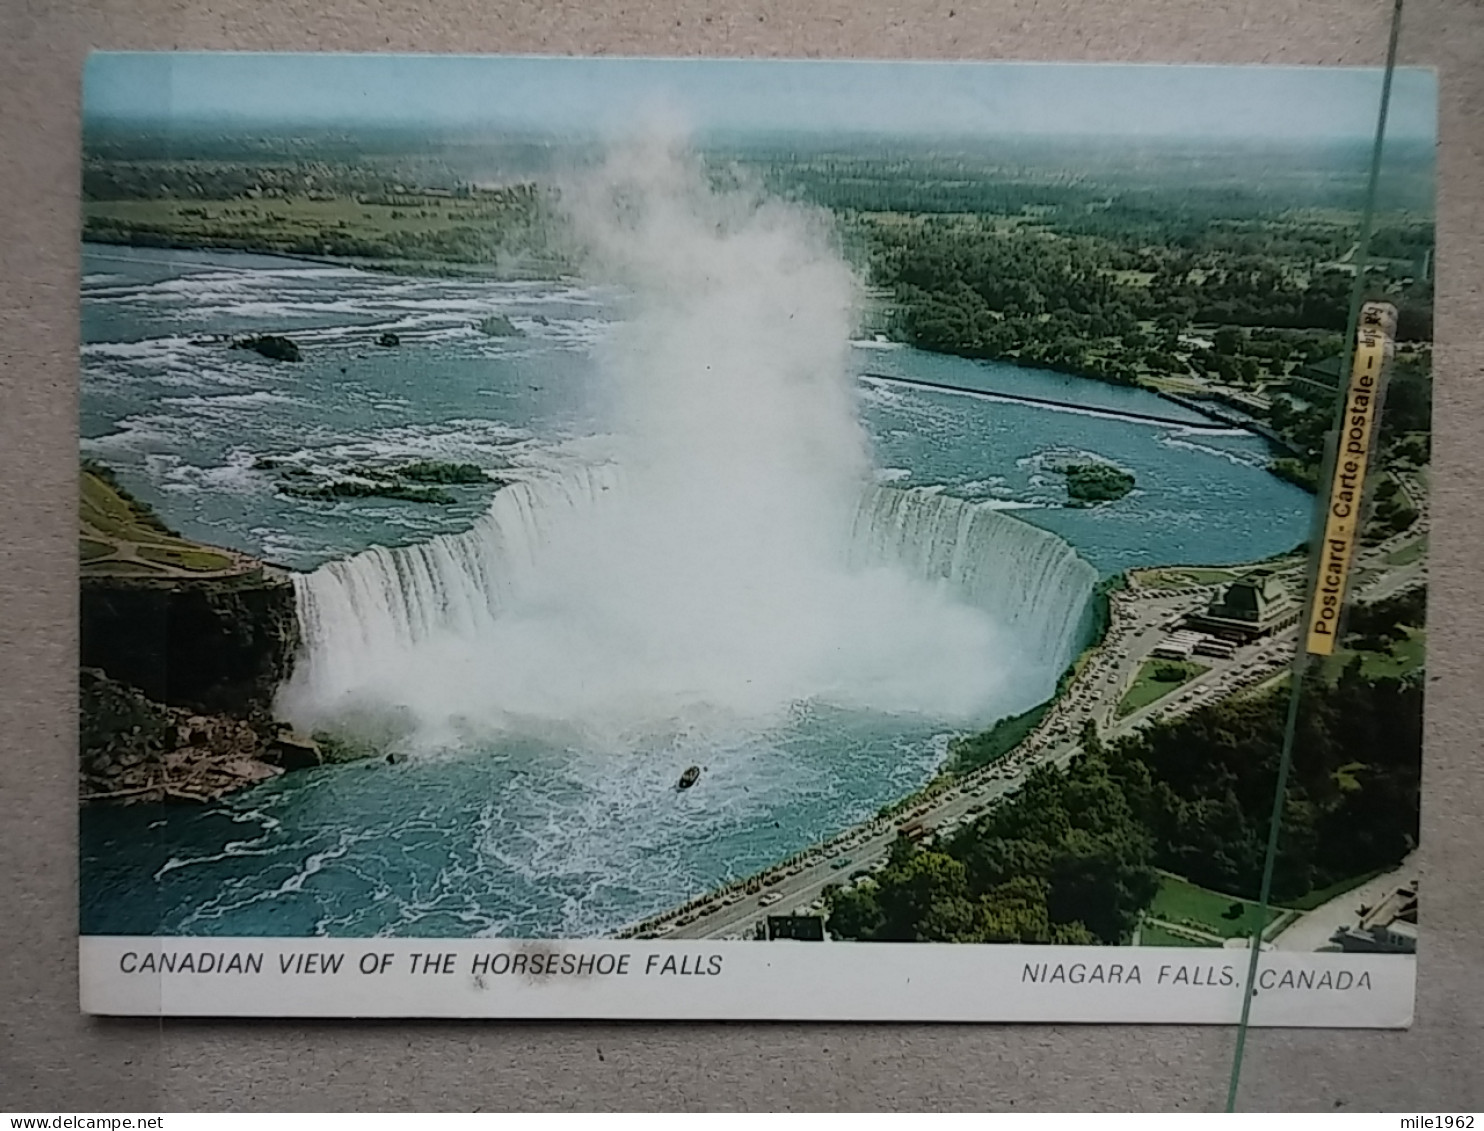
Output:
top-left (1060, 462), bottom-right (1135, 506)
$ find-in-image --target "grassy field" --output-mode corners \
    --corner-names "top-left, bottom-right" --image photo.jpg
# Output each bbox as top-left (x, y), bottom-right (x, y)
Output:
top-left (1116, 658), bottom-right (1208, 718)
top-left (1147, 873), bottom-right (1281, 941)
top-left (1387, 535), bottom-right (1428, 566)
top-left (1137, 567), bottom-right (1241, 591)
top-left (80, 469), bottom-right (177, 545)
top-left (1138, 922), bottom-right (1209, 947)
top-left (84, 192), bottom-right (556, 269)
top-left (91, 560), bottom-right (166, 576)
top-left (1360, 629), bottom-right (1426, 678)
top-left (89, 196), bottom-right (485, 238)
top-left (136, 544), bottom-right (235, 571)
top-left (81, 469), bottom-right (236, 574)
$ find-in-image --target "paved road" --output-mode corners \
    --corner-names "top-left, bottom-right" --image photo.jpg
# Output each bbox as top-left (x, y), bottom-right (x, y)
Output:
top-left (1270, 855), bottom-right (1418, 952)
top-left (1352, 522), bottom-right (1428, 601)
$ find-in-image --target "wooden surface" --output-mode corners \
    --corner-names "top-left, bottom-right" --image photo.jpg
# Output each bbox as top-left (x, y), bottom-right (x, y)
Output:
top-left (2, 0), bottom-right (1481, 1111)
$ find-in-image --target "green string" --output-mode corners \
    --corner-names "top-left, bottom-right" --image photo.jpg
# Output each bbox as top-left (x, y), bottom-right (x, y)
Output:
top-left (1223, 0), bottom-right (1406, 1111)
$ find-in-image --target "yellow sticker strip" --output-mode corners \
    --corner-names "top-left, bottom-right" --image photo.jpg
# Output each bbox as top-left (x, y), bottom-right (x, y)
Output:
top-left (1305, 303), bottom-right (1395, 655)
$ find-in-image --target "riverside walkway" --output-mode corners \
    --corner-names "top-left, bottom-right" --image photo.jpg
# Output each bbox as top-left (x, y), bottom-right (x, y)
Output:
top-left (858, 372), bottom-right (1236, 430)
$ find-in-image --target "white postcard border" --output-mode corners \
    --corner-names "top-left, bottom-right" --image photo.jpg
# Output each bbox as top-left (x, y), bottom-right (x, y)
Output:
top-left (80, 937), bottom-right (1414, 1026)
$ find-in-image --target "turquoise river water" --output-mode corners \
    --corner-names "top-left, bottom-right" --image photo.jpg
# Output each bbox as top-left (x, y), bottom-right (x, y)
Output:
top-left (79, 245), bottom-right (1309, 938)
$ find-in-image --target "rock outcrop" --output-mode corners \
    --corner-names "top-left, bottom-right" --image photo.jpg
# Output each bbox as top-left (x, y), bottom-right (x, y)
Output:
top-left (474, 314), bottom-right (523, 337)
top-left (80, 569), bottom-right (299, 718)
top-left (80, 668), bottom-right (284, 804)
top-left (231, 333), bottom-right (302, 362)
top-left (265, 731), bottom-right (324, 771)
top-left (79, 463), bottom-right (314, 806)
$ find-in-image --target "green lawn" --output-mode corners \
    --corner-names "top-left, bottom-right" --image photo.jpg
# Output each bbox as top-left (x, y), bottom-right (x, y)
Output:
top-left (81, 470), bottom-right (235, 573)
top-left (1387, 535), bottom-right (1427, 566)
top-left (79, 537), bottom-right (112, 562)
top-left (1361, 629), bottom-right (1426, 678)
top-left (82, 559), bottom-right (163, 576)
top-left (81, 471), bottom-right (177, 545)
top-left (1116, 659), bottom-right (1208, 718)
top-left (1148, 873), bottom-right (1280, 941)
top-left (1139, 567), bottom-right (1240, 591)
top-left (1138, 922), bottom-right (1212, 948)
top-left (137, 544), bottom-right (235, 572)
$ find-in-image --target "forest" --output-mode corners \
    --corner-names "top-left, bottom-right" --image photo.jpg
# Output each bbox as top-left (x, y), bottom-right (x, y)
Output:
top-left (858, 212), bottom-right (1432, 381)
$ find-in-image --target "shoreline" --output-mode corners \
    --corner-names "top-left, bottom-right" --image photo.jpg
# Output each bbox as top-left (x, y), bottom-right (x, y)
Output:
top-left (622, 501), bottom-right (1428, 943)
top-left (860, 371), bottom-right (1231, 432)
top-left (78, 487), bottom-right (1424, 933)
top-left (82, 234), bottom-right (573, 284)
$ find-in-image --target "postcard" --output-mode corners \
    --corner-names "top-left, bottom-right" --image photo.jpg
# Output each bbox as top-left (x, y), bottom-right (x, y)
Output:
top-left (78, 53), bottom-right (1432, 1022)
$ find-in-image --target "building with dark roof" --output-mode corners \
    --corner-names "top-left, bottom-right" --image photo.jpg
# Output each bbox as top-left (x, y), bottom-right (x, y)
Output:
top-left (1331, 880), bottom-right (1418, 954)
top-left (1183, 569), bottom-right (1300, 643)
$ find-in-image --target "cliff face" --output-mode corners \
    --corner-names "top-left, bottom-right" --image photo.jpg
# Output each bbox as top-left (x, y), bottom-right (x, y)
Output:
top-left (80, 570), bottom-right (300, 718)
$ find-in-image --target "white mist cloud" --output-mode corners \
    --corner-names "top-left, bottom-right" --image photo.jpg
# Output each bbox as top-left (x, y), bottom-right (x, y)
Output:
top-left (284, 131), bottom-right (1058, 751)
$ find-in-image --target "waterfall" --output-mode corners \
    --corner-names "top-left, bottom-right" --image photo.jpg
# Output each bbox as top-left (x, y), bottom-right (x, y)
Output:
top-left (293, 465), bottom-right (617, 645)
top-left (849, 486), bottom-right (1097, 674)
top-left (284, 465), bottom-right (621, 711)
top-left (282, 472), bottom-right (1097, 738)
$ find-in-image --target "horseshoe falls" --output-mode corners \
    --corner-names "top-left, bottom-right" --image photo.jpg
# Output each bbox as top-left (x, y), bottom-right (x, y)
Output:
top-left (281, 470), bottom-right (1096, 748)
top-left (849, 485), bottom-right (1097, 675)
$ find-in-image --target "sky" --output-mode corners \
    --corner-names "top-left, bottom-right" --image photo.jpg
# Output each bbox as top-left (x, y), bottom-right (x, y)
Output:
top-left (83, 54), bottom-right (1437, 143)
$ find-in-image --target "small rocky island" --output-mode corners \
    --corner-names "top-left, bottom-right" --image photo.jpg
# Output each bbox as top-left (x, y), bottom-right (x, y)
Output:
top-left (475, 314), bottom-right (523, 337)
top-left (1059, 461), bottom-right (1135, 506)
top-left (254, 457), bottom-right (504, 505)
top-left (230, 333), bottom-right (302, 362)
